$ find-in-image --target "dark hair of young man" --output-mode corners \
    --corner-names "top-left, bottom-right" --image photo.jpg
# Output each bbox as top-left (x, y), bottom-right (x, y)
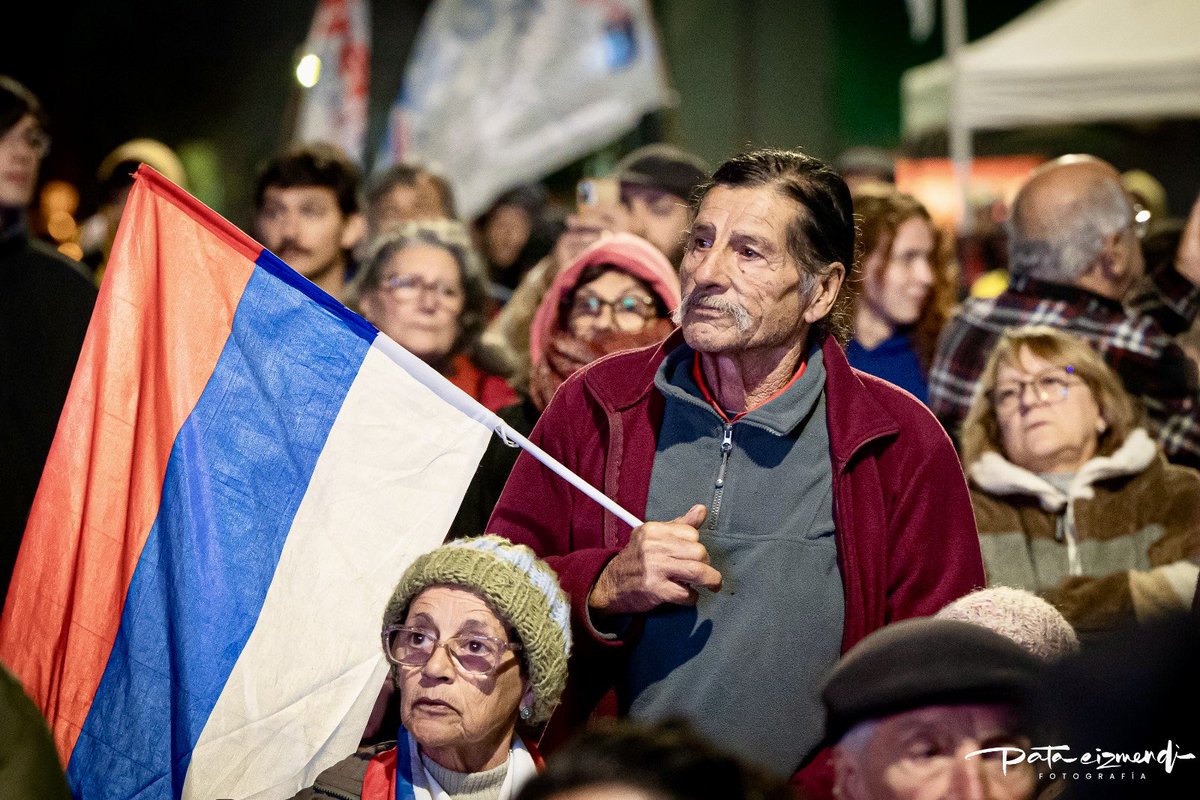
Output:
top-left (253, 143), bottom-right (361, 216)
top-left (0, 76), bottom-right (49, 137)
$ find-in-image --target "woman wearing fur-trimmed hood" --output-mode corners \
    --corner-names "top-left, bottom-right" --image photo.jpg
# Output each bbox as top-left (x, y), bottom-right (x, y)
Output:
top-left (962, 326), bottom-right (1200, 636)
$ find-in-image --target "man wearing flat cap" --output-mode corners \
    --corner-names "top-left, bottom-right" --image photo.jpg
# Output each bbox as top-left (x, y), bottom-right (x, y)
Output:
top-left (615, 144), bottom-right (709, 266)
top-left (823, 618), bottom-right (1044, 800)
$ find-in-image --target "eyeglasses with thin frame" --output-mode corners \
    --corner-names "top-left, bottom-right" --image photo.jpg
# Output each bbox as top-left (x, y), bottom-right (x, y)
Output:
top-left (568, 292), bottom-right (656, 331)
top-left (990, 365), bottom-right (1082, 415)
top-left (379, 273), bottom-right (463, 305)
top-left (382, 625), bottom-right (522, 676)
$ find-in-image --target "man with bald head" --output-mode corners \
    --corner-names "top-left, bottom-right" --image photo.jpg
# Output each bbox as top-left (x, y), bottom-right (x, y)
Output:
top-left (930, 155), bottom-right (1200, 468)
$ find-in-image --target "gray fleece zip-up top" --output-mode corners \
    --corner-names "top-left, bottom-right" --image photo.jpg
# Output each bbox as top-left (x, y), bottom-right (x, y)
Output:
top-left (624, 342), bottom-right (844, 777)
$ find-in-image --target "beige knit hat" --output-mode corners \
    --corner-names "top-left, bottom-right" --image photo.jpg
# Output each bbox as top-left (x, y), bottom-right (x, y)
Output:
top-left (382, 536), bottom-right (571, 725)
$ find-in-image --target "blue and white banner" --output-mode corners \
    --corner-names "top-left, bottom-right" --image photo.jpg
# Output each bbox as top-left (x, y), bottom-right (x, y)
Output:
top-left (378, 0), bottom-right (673, 218)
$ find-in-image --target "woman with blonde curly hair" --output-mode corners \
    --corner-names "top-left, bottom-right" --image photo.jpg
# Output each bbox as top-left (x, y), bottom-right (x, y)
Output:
top-left (846, 189), bottom-right (957, 403)
top-left (962, 326), bottom-right (1200, 635)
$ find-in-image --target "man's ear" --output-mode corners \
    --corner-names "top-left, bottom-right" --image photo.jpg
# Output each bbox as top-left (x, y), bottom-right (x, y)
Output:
top-left (832, 745), bottom-right (865, 800)
top-left (803, 262), bottom-right (847, 324)
top-left (341, 212), bottom-right (367, 251)
top-left (1092, 230), bottom-right (1130, 282)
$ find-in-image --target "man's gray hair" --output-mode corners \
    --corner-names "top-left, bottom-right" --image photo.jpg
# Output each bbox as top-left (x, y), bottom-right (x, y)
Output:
top-left (835, 718), bottom-right (877, 760)
top-left (1008, 178), bottom-right (1130, 282)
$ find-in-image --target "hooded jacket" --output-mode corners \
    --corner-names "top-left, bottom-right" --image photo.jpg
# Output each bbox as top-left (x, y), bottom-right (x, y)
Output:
top-left (486, 329), bottom-right (984, 792)
top-left (527, 232), bottom-right (681, 372)
top-left (969, 428), bottom-right (1200, 634)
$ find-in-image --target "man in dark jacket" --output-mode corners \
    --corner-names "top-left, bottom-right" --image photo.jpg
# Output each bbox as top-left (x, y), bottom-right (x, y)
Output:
top-left (0, 77), bottom-right (96, 607)
top-left (487, 150), bottom-right (984, 793)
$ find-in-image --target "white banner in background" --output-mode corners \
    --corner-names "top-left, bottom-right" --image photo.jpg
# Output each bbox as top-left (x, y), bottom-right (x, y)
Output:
top-left (378, 0), bottom-right (672, 219)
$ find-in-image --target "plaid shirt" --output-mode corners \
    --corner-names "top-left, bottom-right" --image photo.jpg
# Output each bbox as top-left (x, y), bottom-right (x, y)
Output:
top-left (929, 268), bottom-right (1200, 468)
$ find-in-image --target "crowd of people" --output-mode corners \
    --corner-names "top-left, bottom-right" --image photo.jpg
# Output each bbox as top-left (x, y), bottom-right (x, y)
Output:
top-left (3, 70), bottom-right (1200, 800)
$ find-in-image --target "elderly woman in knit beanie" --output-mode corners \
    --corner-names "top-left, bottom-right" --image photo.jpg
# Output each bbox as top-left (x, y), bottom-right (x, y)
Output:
top-left (292, 537), bottom-right (571, 800)
top-left (448, 233), bottom-right (679, 537)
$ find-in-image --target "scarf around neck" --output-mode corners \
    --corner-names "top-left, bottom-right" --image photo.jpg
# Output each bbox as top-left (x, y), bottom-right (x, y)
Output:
top-left (360, 725), bottom-right (538, 800)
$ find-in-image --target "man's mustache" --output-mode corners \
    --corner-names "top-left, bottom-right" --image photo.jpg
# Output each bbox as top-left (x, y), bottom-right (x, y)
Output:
top-left (276, 242), bottom-right (312, 259)
top-left (672, 291), bottom-right (752, 332)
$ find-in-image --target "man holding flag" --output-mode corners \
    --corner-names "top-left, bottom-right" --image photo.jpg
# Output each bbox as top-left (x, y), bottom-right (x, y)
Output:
top-left (488, 149), bottom-right (985, 792)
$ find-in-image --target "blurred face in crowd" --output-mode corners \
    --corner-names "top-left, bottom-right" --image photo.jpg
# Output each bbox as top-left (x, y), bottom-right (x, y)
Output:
top-left (860, 216), bottom-right (935, 332)
top-left (370, 179), bottom-right (446, 238)
top-left (397, 586), bottom-right (530, 772)
top-left (623, 186), bottom-right (691, 265)
top-left (835, 704), bottom-right (1035, 800)
top-left (566, 270), bottom-right (659, 341)
top-left (543, 786), bottom-right (662, 800)
top-left (256, 185), bottom-right (361, 282)
top-left (677, 185), bottom-right (841, 357)
top-left (0, 114), bottom-right (47, 210)
top-left (360, 243), bottom-right (464, 363)
top-left (484, 204), bottom-right (532, 268)
top-left (993, 346), bottom-right (1103, 474)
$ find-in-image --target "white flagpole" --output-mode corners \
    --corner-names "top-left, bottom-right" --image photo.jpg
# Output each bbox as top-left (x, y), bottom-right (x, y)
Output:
top-left (371, 335), bottom-right (645, 529)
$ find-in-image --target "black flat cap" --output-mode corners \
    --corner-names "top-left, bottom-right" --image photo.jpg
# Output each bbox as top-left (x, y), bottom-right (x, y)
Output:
top-left (616, 144), bottom-right (709, 201)
top-left (822, 618), bottom-right (1043, 744)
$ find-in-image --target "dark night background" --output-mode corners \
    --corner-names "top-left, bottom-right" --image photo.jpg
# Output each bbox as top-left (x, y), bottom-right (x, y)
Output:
top-left (4, 0), bottom-right (1197, 229)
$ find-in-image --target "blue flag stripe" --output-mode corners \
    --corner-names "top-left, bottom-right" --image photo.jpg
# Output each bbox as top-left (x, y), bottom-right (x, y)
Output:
top-left (67, 259), bottom-right (374, 799)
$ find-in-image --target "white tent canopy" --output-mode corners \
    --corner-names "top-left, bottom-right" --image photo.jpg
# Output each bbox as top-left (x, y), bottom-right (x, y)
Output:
top-left (902, 0), bottom-right (1200, 138)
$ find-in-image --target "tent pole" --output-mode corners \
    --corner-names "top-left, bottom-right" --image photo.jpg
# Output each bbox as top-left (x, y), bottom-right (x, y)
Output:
top-left (943, 0), bottom-right (973, 235)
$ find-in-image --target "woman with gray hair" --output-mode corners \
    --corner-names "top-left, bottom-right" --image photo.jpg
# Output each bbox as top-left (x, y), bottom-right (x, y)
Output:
top-left (353, 219), bottom-right (516, 411)
top-left (291, 536), bottom-right (571, 799)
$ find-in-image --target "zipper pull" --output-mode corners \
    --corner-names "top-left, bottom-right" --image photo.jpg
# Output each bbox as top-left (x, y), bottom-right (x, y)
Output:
top-left (715, 424), bottom-right (733, 488)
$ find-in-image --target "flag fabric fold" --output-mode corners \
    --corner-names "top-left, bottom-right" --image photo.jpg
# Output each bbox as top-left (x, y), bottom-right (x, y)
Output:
top-left (0, 166), bottom-right (491, 799)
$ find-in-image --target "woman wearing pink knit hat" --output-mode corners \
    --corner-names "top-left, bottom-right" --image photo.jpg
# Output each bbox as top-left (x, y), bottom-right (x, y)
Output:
top-left (449, 232), bottom-right (679, 537)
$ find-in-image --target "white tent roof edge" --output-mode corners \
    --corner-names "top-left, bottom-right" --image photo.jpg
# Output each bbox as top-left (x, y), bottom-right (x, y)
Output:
top-left (901, 0), bottom-right (1200, 138)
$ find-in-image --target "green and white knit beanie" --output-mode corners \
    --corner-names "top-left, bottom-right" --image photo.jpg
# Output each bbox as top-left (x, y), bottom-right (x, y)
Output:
top-left (382, 535), bottom-right (572, 725)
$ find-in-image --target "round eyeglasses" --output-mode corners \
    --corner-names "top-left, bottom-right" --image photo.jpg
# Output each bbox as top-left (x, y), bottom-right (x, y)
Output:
top-left (379, 273), bottom-right (463, 305)
top-left (568, 293), bottom-right (656, 331)
top-left (990, 366), bottom-right (1082, 415)
top-left (382, 625), bottom-right (521, 676)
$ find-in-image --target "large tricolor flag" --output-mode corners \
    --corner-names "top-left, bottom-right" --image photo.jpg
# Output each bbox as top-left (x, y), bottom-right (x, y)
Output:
top-left (0, 167), bottom-right (492, 799)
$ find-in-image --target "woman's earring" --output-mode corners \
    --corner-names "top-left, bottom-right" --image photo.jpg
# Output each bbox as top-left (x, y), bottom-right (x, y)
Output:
top-left (519, 705), bottom-right (533, 721)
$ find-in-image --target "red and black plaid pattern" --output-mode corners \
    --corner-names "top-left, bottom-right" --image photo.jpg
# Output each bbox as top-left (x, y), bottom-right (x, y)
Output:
top-left (929, 272), bottom-right (1200, 469)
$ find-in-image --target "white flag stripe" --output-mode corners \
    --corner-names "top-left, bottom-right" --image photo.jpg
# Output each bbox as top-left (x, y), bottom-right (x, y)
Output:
top-left (184, 339), bottom-right (491, 799)
top-left (371, 333), bottom-right (645, 529)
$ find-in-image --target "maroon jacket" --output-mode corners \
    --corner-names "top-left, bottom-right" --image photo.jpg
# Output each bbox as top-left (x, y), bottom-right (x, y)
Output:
top-left (487, 331), bottom-right (984, 792)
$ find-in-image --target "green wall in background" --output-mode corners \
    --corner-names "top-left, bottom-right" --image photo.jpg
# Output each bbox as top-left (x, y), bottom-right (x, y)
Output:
top-left (652, 0), bottom-right (1040, 162)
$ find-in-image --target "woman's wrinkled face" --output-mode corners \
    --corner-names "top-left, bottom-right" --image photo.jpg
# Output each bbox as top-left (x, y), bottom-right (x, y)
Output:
top-left (398, 586), bottom-right (529, 770)
top-left (566, 270), bottom-right (659, 340)
top-left (861, 217), bottom-right (935, 330)
top-left (993, 347), bottom-right (1103, 474)
top-left (361, 244), bottom-right (464, 363)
